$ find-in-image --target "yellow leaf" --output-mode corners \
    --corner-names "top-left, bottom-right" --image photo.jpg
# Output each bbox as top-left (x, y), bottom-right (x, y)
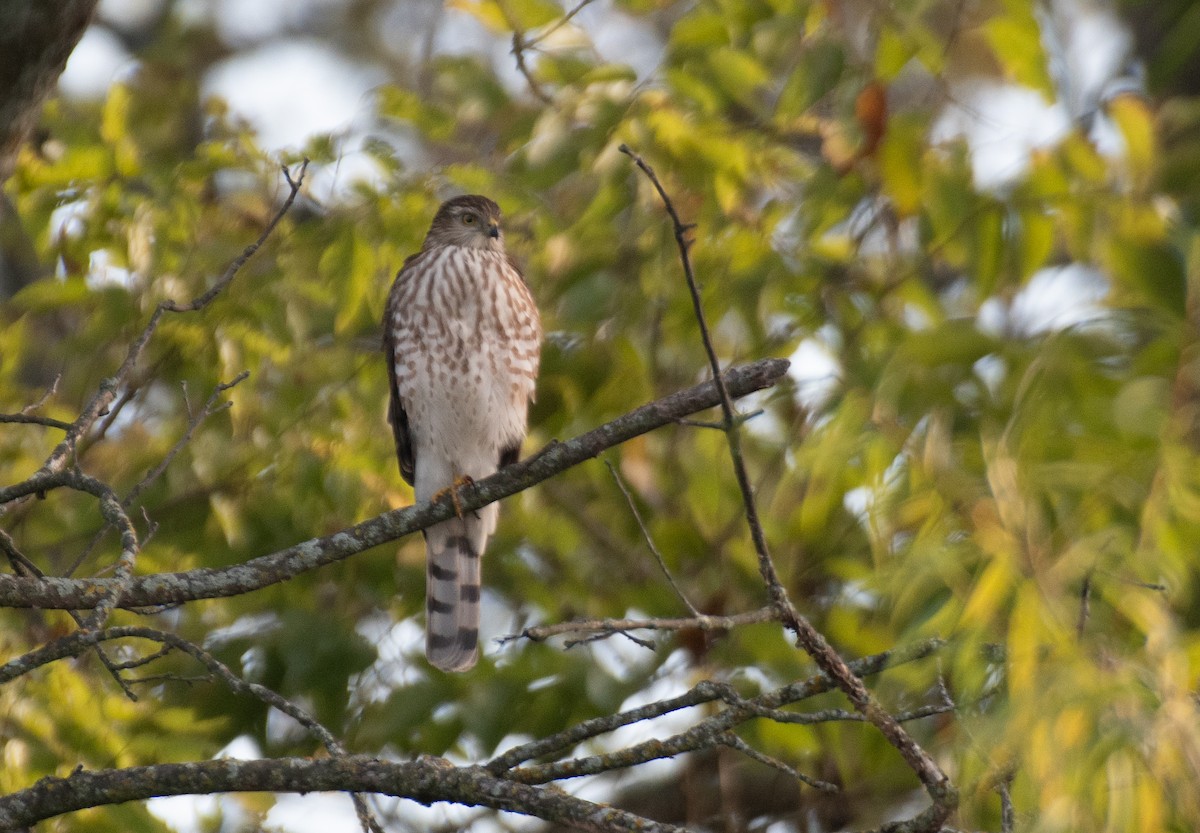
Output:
top-left (1007, 581), bottom-right (1043, 695)
top-left (959, 556), bottom-right (1017, 628)
top-left (984, 8), bottom-right (1055, 98)
top-left (1108, 93), bottom-right (1157, 182)
top-left (878, 114), bottom-right (925, 216)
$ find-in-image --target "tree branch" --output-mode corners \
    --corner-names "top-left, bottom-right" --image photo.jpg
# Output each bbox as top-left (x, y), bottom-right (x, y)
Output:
top-left (503, 638), bottom-right (946, 788)
top-left (0, 358), bottom-right (789, 611)
top-left (0, 756), bottom-right (687, 833)
top-left (487, 637), bottom-right (945, 775)
top-left (498, 607), bottom-right (777, 646)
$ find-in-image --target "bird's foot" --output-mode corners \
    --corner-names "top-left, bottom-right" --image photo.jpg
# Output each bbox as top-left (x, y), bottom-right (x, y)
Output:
top-left (432, 475), bottom-right (475, 519)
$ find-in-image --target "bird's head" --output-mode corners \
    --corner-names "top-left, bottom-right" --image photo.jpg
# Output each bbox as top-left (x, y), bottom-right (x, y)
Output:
top-left (425, 195), bottom-right (505, 251)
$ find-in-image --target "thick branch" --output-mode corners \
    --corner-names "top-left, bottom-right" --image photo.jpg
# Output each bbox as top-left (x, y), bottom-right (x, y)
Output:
top-left (0, 358), bottom-right (789, 611)
top-left (0, 755), bottom-right (686, 833)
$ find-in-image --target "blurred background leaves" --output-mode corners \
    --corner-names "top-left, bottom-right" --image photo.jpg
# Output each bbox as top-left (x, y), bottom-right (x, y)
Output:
top-left (1, 0), bottom-right (1199, 830)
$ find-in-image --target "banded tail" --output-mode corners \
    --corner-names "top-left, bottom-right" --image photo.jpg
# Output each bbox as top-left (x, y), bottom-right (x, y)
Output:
top-left (424, 504), bottom-right (496, 671)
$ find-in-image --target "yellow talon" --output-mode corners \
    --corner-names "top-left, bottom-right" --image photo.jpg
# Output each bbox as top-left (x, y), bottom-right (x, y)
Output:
top-left (432, 475), bottom-right (475, 519)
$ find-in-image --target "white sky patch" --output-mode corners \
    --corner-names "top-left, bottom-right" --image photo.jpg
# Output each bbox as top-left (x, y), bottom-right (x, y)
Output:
top-left (1043, 0), bottom-right (1133, 118)
top-left (1011, 263), bottom-right (1109, 333)
top-left (203, 39), bottom-right (384, 151)
top-left (434, 7), bottom-right (529, 95)
top-left (587, 612), bottom-right (663, 681)
top-left (789, 334), bottom-right (841, 412)
top-left (843, 485), bottom-right (870, 522)
top-left (265, 793), bottom-right (368, 832)
top-left (148, 794), bottom-right (233, 833)
top-left (574, 0), bottom-right (664, 78)
top-left (148, 736), bottom-right (261, 833)
top-left (979, 263), bottom-right (1110, 336)
top-left (974, 353), bottom-right (1007, 397)
top-left (85, 249), bottom-right (134, 289)
top-left (59, 25), bottom-right (135, 98)
top-left (212, 0), bottom-right (344, 44)
top-left (932, 81), bottom-right (1071, 191)
top-left (49, 199), bottom-right (89, 241)
top-left (99, 0), bottom-right (166, 29)
top-left (351, 613), bottom-right (427, 703)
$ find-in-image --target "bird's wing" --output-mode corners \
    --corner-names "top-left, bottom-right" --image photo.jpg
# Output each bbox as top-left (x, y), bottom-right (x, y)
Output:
top-left (383, 254), bottom-right (420, 486)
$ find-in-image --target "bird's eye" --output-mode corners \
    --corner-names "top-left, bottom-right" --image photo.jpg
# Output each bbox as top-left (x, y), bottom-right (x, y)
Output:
top-left (462, 214), bottom-right (476, 225)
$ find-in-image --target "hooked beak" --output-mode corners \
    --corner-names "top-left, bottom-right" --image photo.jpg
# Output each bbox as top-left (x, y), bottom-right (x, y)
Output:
top-left (487, 222), bottom-right (501, 239)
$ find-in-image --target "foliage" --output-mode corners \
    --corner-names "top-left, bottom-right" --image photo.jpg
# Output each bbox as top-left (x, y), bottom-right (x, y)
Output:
top-left (1, 0), bottom-right (1199, 831)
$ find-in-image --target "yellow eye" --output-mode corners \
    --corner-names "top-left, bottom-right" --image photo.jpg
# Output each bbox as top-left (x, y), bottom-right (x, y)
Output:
top-left (462, 213), bottom-right (476, 225)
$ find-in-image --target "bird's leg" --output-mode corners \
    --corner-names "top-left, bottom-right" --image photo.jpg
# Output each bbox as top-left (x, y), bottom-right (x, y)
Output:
top-left (432, 475), bottom-right (475, 519)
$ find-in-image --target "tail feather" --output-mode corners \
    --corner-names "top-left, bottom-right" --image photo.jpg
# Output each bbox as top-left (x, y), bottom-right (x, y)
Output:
top-left (425, 510), bottom-right (491, 672)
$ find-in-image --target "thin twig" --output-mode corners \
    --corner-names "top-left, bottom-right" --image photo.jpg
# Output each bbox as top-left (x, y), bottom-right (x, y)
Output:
top-left (620, 143), bottom-right (957, 824)
top-left (65, 371), bottom-right (250, 577)
top-left (717, 731), bottom-right (838, 792)
top-left (488, 637), bottom-right (944, 776)
top-left (675, 408), bottom-right (764, 430)
top-left (498, 607), bottom-right (777, 645)
top-left (999, 773), bottom-right (1015, 833)
top-left (0, 526), bottom-right (140, 699)
top-left (1076, 570), bottom-right (1092, 641)
top-left (0, 413), bottom-right (72, 430)
top-left (524, 0), bottom-right (598, 48)
top-left (22, 373), bottom-right (61, 414)
top-left (505, 638), bottom-right (947, 786)
top-left (498, 0), bottom-right (553, 104)
top-left (604, 459), bottom-right (700, 616)
top-left (0, 376), bottom-right (67, 428)
top-left (164, 160), bottom-right (309, 313)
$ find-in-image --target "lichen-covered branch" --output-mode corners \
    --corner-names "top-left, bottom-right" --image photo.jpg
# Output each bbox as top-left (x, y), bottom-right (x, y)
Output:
top-left (0, 357), bottom-right (789, 611)
top-left (0, 755), bottom-right (688, 833)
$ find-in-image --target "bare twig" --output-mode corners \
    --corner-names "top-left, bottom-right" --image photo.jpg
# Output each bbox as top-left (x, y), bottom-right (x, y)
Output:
top-left (64, 371), bottom-right (250, 578)
top-left (523, 0), bottom-right (599, 48)
top-left (620, 143), bottom-right (957, 826)
top-left (488, 637), bottom-right (944, 776)
top-left (510, 30), bottom-right (552, 103)
top-left (0, 526), bottom-right (142, 699)
top-left (0, 376), bottom-right (67, 428)
top-left (1076, 570), bottom-right (1092, 641)
top-left (717, 731), bottom-right (837, 792)
top-left (21, 373), bottom-right (61, 414)
top-left (504, 638), bottom-right (946, 787)
top-left (0, 413), bottom-right (71, 430)
top-left (675, 408), bottom-right (764, 430)
top-left (498, 0), bottom-right (553, 104)
top-left (499, 607), bottom-right (776, 646)
top-left (604, 459), bottom-right (700, 616)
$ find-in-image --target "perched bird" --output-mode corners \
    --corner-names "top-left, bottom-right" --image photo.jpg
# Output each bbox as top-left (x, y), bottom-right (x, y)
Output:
top-left (383, 195), bottom-right (542, 671)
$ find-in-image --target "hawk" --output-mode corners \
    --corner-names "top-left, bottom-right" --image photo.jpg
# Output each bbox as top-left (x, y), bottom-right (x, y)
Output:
top-left (383, 195), bottom-right (542, 672)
